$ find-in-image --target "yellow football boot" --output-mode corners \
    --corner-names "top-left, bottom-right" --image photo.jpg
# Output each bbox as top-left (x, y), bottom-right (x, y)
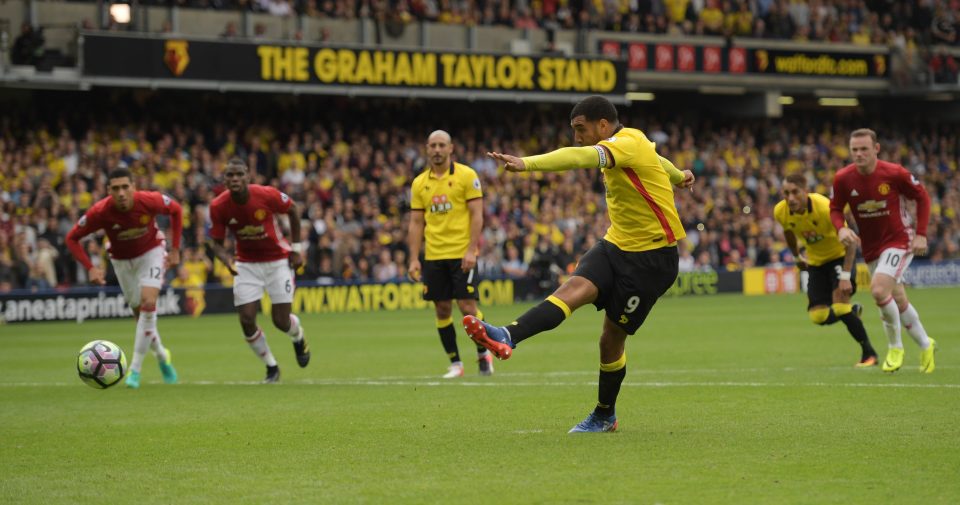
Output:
top-left (882, 347), bottom-right (904, 373)
top-left (920, 338), bottom-right (937, 374)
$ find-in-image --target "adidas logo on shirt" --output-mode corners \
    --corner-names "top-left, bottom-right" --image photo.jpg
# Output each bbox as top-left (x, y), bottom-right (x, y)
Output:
top-left (228, 218), bottom-right (238, 225)
top-left (850, 189), bottom-right (859, 197)
top-left (112, 224), bottom-right (121, 230)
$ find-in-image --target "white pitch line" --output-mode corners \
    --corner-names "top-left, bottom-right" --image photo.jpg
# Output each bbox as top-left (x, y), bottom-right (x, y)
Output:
top-left (2, 379), bottom-right (959, 389)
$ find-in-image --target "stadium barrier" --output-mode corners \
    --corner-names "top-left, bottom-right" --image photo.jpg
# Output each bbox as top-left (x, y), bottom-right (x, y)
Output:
top-left (743, 264), bottom-right (871, 295)
top-left (0, 286), bottom-right (185, 323)
top-left (742, 259), bottom-right (960, 295)
top-left (666, 270), bottom-right (743, 297)
top-left (0, 270), bottom-right (746, 323)
top-left (901, 258), bottom-right (960, 287)
top-left (0, 280), bottom-right (515, 323)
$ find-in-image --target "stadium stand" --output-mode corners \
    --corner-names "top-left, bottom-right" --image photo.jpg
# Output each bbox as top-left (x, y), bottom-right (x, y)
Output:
top-left (0, 91), bottom-right (957, 293)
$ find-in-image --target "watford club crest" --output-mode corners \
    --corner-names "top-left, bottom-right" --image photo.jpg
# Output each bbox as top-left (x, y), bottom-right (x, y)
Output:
top-left (164, 40), bottom-right (190, 77)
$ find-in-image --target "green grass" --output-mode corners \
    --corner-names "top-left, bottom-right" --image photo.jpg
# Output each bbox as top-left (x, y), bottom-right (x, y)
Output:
top-left (1, 289), bottom-right (958, 504)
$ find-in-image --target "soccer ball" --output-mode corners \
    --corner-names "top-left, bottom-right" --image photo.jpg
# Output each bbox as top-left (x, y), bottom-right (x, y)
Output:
top-left (77, 340), bottom-right (127, 389)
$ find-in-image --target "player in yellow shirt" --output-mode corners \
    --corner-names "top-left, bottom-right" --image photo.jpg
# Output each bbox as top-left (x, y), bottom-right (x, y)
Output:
top-left (463, 96), bottom-right (695, 432)
top-left (775, 174), bottom-right (878, 367)
top-left (408, 130), bottom-right (493, 379)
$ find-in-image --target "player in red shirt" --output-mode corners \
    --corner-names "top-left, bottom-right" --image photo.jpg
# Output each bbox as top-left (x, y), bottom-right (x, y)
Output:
top-left (830, 128), bottom-right (936, 374)
top-left (66, 168), bottom-right (182, 389)
top-left (208, 158), bottom-right (310, 383)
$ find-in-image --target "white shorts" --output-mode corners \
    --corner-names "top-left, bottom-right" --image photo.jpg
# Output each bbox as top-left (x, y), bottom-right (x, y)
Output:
top-left (868, 247), bottom-right (913, 284)
top-left (111, 246), bottom-right (166, 308)
top-left (233, 259), bottom-right (295, 306)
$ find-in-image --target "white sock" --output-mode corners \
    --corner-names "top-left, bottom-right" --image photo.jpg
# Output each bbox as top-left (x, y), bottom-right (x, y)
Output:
top-left (131, 311), bottom-right (152, 373)
top-left (286, 314), bottom-right (303, 342)
top-left (899, 303), bottom-right (931, 349)
top-left (246, 327), bottom-right (278, 367)
top-left (877, 297), bottom-right (903, 349)
top-left (140, 309), bottom-right (169, 363)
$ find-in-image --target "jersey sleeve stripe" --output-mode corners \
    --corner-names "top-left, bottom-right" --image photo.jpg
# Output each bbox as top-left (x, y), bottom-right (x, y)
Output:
top-left (622, 166), bottom-right (677, 244)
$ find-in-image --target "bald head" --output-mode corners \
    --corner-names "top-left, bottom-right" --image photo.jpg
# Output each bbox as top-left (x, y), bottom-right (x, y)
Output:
top-left (426, 130), bottom-right (454, 170)
top-left (427, 130), bottom-right (452, 144)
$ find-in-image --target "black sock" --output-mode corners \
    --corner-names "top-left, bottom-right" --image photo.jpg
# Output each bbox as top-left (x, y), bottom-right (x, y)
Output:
top-left (839, 313), bottom-right (876, 358)
top-left (507, 298), bottom-right (568, 345)
top-left (822, 308), bottom-right (839, 325)
top-left (438, 323), bottom-right (460, 363)
top-left (594, 366), bottom-right (626, 417)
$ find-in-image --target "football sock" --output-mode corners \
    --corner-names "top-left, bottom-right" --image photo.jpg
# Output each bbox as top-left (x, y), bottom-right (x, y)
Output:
top-left (140, 308), bottom-right (169, 363)
top-left (286, 314), bottom-right (303, 342)
top-left (437, 317), bottom-right (460, 363)
top-left (245, 327), bottom-right (278, 367)
top-left (899, 303), bottom-right (931, 349)
top-left (507, 295), bottom-right (570, 345)
top-left (833, 303), bottom-right (875, 357)
top-left (594, 353), bottom-right (626, 417)
top-left (877, 297), bottom-right (903, 348)
top-left (130, 309), bottom-right (153, 373)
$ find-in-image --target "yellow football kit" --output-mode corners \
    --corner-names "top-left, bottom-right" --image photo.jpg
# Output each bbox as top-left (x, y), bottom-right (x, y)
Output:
top-left (774, 193), bottom-right (845, 266)
top-left (409, 161), bottom-right (483, 260)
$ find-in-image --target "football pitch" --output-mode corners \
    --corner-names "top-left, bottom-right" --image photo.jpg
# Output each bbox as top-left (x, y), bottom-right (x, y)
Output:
top-left (1, 289), bottom-right (958, 504)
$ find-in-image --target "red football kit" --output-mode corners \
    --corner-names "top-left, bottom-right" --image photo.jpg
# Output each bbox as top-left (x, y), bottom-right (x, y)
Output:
top-left (830, 160), bottom-right (930, 263)
top-left (209, 184), bottom-right (294, 263)
top-left (66, 191), bottom-right (183, 270)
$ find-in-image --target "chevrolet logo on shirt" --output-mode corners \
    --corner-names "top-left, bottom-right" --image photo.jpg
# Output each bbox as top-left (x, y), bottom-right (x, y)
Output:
top-left (856, 200), bottom-right (887, 213)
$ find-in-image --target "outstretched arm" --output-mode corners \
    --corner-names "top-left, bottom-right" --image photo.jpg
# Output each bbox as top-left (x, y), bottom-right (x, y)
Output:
top-left (488, 146), bottom-right (605, 173)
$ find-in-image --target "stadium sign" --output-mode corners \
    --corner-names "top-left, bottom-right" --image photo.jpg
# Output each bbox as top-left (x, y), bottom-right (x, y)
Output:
top-left (81, 33), bottom-right (626, 100)
top-left (272, 279), bottom-right (514, 314)
top-left (599, 40), bottom-right (887, 78)
top-left (0, 287), bottom-right (182, 323)
top-left (901, 259), bottom-right (960, 288)
top-left (666, 270), bottom-right (742, 297)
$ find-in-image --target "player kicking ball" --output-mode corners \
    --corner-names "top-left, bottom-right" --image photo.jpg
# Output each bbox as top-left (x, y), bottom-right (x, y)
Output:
top-left (464, 96), bottom-right (695, 433)
top-left (209, 158), bottom-right (310, 383)
top-left (66, 168), bottom-right (182, 389)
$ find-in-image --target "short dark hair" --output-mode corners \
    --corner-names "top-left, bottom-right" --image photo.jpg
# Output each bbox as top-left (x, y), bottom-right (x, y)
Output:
top-left (784, 173), bottom-right (807, 187)
top-left (570, 95), bottom-right (619, 123)
top-left (226, 157), bottom-right (247, 171)
top-left (107, 168), bottom-right (132, 181)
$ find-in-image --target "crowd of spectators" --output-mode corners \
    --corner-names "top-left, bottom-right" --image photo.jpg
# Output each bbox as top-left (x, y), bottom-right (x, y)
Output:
top-left (0, 91), bottom-right (957, 294)
top-left (112, 0), bottom-right (959, 47)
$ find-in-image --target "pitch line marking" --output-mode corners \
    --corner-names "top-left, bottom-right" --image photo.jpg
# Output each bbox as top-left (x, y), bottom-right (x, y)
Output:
top-left (3, 380), bottom-right (960, 389)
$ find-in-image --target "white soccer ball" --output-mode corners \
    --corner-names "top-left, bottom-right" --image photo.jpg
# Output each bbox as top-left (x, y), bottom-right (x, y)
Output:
top-left (77, 340), bottom-right (127, 389)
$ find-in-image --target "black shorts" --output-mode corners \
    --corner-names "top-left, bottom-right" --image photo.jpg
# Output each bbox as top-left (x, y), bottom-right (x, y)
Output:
top-left (807, 257), bottom-right (857, 309)
top-left (573, 239), bottom-right (679, 335)
top-left (421, 259), bottom-right (478, 301)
